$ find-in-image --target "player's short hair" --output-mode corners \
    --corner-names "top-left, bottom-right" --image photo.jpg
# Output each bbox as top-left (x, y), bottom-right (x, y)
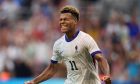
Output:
top-left (60, 5), bottom-right (80, 21)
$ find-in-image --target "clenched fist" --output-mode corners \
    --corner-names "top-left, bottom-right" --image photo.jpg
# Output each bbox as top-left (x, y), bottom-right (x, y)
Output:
top-left (100, 75), bottom-right (111, 84)
top-left (104, 77), bottom-right (111, 84)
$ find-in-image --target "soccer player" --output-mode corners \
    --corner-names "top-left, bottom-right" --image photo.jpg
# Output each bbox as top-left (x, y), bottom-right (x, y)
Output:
top-left (25, 5), bottom-right (111, 84)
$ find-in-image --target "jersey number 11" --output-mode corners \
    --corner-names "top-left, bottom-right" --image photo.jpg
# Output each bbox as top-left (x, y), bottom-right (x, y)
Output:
top-left (69, 61), bottom-right (78, 70)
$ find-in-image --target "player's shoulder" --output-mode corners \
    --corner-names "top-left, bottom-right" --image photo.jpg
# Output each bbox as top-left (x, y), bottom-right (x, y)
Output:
top-left (80, 31), bottom-right (92, 38)
top-left (54, 35), bottom-right (65, 46)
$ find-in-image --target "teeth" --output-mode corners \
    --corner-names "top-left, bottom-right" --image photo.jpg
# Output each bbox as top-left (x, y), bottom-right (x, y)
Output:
top-left (62, 25), bottom-right (66, 27)
top-left (61, 24), bottom-right (66, 26)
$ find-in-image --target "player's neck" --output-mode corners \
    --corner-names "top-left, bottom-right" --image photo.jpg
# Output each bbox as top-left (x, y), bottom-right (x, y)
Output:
top-left (66, 29), bottom-right (78, 39)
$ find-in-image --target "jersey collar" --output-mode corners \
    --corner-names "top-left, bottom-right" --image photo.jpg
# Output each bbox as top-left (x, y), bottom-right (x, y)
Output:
top-left (65, 30), bottom-right (80, 42)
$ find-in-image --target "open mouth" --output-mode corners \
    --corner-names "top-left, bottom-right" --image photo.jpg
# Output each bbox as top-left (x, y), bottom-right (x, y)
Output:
top-left (61, 26), bottom-right (67, 31)
top-left (61, 25), bottom-right (67, 29)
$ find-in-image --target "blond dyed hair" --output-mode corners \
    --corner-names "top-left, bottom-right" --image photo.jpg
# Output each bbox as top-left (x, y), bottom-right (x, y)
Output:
top-left (60, 5), bottom-right (80, 21)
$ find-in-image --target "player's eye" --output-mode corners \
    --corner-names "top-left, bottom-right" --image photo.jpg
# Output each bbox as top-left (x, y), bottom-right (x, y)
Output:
top-left (60, 18), bottom-right (62, 21)
top-left (60, 18), bottom-right (67, 22)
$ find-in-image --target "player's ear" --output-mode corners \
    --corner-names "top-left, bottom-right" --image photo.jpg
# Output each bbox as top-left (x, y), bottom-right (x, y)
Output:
top-left (73, 19), bottom-right (78, 25)
top-left (72, 15), bottom-right (78, 23)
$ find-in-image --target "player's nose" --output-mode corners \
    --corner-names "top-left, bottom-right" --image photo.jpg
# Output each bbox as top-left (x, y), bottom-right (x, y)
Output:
top-left (60, 21), bottom-right (64, 25)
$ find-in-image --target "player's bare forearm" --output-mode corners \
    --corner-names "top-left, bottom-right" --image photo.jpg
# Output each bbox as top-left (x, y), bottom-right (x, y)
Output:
top-left (26, 63), bottom-right (58, 84)
top-left (94, 53), bottom-right (111, 84)
top-left (94, 54), bottom-right (110, 75)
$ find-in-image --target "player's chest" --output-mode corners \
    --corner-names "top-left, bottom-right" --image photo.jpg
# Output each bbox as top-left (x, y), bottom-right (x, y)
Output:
top-left (59, 42), bottom-right (85, 58)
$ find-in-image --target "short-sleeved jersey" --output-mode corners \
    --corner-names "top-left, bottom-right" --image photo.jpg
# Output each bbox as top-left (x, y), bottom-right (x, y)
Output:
top-left (51, 31), bottom-right (102, 84)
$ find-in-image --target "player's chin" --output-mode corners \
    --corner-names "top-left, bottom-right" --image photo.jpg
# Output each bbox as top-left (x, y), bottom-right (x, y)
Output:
top-left (61, 28), bottom-right (68, 33)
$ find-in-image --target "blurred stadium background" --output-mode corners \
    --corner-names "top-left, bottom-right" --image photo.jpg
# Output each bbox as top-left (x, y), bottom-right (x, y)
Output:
top-left (0, 0), bottom-right (140, 84)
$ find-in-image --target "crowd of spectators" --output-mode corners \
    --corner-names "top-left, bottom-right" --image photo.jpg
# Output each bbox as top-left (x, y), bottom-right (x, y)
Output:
top-left (0, 0), bottom-right (140, 83)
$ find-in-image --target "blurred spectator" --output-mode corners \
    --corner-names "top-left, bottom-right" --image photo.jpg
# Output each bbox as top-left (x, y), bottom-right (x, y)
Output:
top-left (1, 0), bottom-right (19, 20)
top-left (106, 10), bottom-right (120, 37)
top-left (18, 0), bottom-right (33, 20)
top-left (127, 14), bottom-right (140, 42)
top-left (127, 42), bottom-right (140, 81)
top-left (117, 14), bottom-right (130, 51)
top-left (14, 59), bottom-right (32, 77)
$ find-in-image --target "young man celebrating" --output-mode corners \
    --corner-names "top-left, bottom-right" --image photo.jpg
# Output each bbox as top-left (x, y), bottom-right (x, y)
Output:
top-left (25, 5), bottom-right (111, 84)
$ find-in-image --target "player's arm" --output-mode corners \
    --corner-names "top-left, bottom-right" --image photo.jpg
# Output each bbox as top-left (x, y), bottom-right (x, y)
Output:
top-left (84, 34), bottom-right (111, 83)
top-left (25, 63), bottom-right (59, 84)
top-left (94, 53), bottom-right (111, 84)
top-left (94, 53), bottom-right (110, 75)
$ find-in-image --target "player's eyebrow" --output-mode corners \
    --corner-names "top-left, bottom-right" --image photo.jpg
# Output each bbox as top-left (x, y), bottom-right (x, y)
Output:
top-left (60, 17), bottom-right (71, 21)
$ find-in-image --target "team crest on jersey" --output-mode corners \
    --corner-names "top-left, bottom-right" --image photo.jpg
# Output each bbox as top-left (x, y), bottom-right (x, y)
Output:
top-left (75, 45), bottom-right (78, 53)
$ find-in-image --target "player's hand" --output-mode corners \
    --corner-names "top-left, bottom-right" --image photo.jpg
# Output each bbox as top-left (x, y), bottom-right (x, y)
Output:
top-left (24, 80), bottom-right (35, 84)
top-left (104, 77), bottom-right (111, 84)
top-left (100, 75), bottom-right (111, 84)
